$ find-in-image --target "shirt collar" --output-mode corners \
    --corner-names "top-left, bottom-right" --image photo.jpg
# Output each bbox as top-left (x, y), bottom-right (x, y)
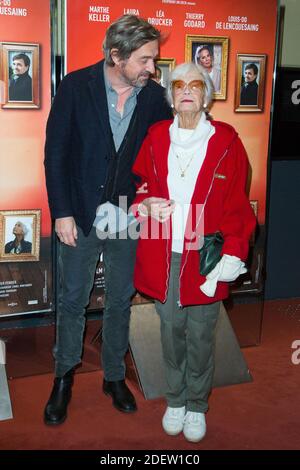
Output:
top-left (104, 64), bottom-right (142, 98)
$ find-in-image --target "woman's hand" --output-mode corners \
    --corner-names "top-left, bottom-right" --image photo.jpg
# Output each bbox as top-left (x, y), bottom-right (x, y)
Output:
top-left (139, 197), bottom-right (175, 222)
top-left (200, 255), bottom-right (247, 297)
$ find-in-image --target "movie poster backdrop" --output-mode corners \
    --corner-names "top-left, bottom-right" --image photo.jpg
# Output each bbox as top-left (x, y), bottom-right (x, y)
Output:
top-left (0, 0), bottom-right (52, 316)
top-left (64, 0), bottom-right (277, 309)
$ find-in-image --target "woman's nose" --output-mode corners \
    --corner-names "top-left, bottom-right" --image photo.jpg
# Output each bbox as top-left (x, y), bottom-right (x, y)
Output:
top-left (183, 84), bottom-right (191, 94)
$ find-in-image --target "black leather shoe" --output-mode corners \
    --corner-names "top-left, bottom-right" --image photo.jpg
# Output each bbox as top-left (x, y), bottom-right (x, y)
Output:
top-left (103, 379), bottom-right (137, 413)
top-left (44, 369), bottom-right (74, 425)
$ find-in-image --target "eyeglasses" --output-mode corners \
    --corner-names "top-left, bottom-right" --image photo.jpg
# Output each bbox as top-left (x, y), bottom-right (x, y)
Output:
top-left (171, 80), bottom-right (205, 93)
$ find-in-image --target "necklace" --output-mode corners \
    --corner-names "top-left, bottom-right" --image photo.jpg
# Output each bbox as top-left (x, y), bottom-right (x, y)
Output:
top-left (176, 153), bottom-right (195, 178)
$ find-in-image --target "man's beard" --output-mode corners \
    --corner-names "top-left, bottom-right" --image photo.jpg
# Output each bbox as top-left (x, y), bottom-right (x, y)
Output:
top-left (120, 63), bottom-right (150, 88)
top-left (134, 74), bottom-right (150, 88)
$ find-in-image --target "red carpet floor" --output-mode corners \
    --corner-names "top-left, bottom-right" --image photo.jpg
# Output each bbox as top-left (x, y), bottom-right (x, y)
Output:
top-left (0, 299), bottom-right (300, 450)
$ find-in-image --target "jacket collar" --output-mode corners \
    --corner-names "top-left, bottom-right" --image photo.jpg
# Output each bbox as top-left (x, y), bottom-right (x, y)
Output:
top-left (148, 119), bottom-right (238, 204)
top-left (88, 60), bottom-right (154, 154)
top-left (88, 61), bottom-right (112, 150)
top-left (191, 121), bottom-right (237, 204)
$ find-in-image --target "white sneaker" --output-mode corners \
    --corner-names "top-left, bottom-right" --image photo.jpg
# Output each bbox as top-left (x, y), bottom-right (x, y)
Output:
top-left (183, 411), bottom-right (206, 442)
top-left (162, 406), bottom-right (186, 436)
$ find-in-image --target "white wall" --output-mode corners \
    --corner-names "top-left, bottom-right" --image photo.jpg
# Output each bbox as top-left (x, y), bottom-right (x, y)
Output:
top-left (280, 0), bottom-right (300, 66)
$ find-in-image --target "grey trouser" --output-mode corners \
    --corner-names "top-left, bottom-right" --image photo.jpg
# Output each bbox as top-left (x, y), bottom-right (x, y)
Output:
top-left (155, 252), bottom-right (220, 413)
top-left (54, 225), bottom-right (138, 380)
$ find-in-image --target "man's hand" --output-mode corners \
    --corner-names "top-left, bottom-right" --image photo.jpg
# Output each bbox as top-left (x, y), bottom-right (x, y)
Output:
top-left (55, 217), bottom-right (78, 247)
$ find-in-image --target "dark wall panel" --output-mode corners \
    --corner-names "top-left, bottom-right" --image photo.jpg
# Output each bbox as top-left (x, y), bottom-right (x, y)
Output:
top-left (265, 161), bottom-right (300, 299)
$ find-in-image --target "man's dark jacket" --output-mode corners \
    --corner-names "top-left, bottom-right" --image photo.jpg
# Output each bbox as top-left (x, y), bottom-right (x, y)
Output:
top-left (44, 60), bottom-right (172, 235)
top-left (240, 80), bottom-right (258, 105)
top-left (9, 72), bottom-right (32, 101)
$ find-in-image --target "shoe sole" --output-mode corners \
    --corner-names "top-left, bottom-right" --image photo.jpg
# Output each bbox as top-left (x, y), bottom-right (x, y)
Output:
top-left (162, 428), bottom-right (183, 436)
top-left (43, 395), bottom-right (71, 426)
top-left (44, 414), bottom-right (67, 426)
top-left (183, 432), bottom-right (206, 443)
top-left (103, 389), bottom-right (137, 414)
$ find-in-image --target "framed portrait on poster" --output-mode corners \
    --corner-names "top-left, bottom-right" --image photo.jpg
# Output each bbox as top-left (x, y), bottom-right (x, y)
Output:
top-left (235, 54), bottom-right (267, 112)
top-left (154, 58), bottom-right (176, 88)
top-left (0, 210), bottom-right (41, 262)
top-left (185, 35), bottom-right (229, 100)
top-left (0, 42), bottom-right (40, 109)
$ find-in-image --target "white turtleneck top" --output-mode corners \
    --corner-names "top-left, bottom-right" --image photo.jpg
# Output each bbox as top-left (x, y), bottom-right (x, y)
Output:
top-left (167, 113), bottom-right (215, 253)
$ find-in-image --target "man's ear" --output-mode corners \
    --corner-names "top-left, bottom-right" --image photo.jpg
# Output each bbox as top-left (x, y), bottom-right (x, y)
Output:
top-left (110, 49), bottom-right (121, 66)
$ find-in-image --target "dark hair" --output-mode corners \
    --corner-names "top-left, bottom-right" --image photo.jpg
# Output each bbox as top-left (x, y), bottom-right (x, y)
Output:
top-left (103, 15), bottom-right (161, 66)
top-left (245, 63), bottom-right (258, 76)
top-left (12, 53), bottom-right (30, 67)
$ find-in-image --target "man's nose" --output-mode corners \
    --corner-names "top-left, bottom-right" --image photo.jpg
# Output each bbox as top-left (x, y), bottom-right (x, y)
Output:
top-left (147, 60), bottom-right (155, 75)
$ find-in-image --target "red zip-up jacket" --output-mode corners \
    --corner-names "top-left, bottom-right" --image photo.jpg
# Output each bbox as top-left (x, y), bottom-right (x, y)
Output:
top-left (132, 119), bottom-right (256, 306)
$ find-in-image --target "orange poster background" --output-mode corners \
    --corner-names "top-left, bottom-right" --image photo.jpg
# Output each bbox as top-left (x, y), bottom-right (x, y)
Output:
top-left (66, 0), bottom-right (278, 225)
top-left (0, 0), bottom-right (51, 237)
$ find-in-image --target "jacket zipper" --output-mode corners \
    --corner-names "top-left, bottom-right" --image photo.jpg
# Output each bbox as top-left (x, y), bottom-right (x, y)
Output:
top-left (178, 148), bottom-right (229, 305)
top-left (150, 144), bottom-right (170, 303)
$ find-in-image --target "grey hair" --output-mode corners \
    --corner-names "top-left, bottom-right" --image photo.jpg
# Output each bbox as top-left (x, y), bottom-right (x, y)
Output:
top-left (15, 221), bottom-right (29, 237)
top-left (166, 62), bottom-right (214, 110)
top-left (103, 15), bottom-right (161, 66)
top-left (194, 45), bottom-right (213, 64)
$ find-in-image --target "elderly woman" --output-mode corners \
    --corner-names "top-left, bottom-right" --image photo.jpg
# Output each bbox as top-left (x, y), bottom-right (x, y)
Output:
top-left (5, 221), bottom-right (32, 254)
top-left (131, 62), bottom-right (256, 443)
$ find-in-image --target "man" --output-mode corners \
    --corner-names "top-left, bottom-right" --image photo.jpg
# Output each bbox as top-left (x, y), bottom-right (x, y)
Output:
top-left (9, 53), bottom-right (32, 101)
top-left (43, 14), bottom-right (173, 426)
top-left (240, 63), bottom-right (258, 105)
